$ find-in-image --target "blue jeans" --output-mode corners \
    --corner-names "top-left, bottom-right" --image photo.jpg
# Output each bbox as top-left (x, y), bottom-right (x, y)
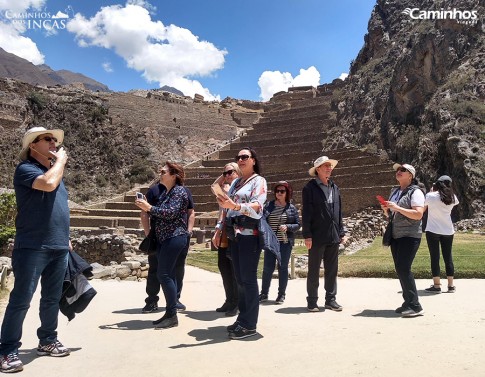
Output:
top-left (261, 242), bottom-right (292, 296)
top-left (230, 235), bottom-right (262, 330)
top-left (157, 235), bottom-right (187, 316)
top-left (0, 248), bottom-right (69, 355)
top-left (391, 237), bottom-right (422, 311)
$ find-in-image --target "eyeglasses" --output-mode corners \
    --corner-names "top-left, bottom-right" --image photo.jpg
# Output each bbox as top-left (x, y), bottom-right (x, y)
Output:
top-left (275, 189), bottom-right (286, 194)
top-left (35, 136), bottom-right (58, 143)
top-left (397, 167), bottom-right (408, 173)
top-left (223, 169), bottom-right (235, 176)
top-left (235, 154), bottom-right (251, 161)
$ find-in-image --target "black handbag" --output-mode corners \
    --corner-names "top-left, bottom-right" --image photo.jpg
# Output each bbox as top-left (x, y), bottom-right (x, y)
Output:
top-left (139, 229), bottom-right (158, 253)
top-left (382, 220), bottom-right (393, 247)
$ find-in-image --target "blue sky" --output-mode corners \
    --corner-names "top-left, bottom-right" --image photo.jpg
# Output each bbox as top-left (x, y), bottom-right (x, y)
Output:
top-left (0, 0), bottom-right (376, 101)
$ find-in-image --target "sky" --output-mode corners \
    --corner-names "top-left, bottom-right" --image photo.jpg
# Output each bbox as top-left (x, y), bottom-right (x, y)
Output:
top-left (0, 0), bottom-right (377, 101)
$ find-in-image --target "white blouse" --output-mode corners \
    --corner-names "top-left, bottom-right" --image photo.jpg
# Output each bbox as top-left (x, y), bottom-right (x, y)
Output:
top-left (425, 191), bottom-right (459, 235)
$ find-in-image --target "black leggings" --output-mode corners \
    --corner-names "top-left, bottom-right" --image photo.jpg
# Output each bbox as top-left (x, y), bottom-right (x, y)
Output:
top-left (425, 231), bottom-right (454, 277)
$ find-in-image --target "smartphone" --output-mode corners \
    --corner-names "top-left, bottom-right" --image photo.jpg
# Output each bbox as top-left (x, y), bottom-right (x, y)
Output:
top-left (136, 192), bottom-right (144, 200)
top-left (376, 195), bottom-right (387, 206)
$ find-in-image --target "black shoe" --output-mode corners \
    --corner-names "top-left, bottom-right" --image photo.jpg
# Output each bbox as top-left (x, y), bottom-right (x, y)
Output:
top-left (307, 303), bottom-right (320, 312)
top-left (259, 293), bottom-right (268, 302)
top-left (228, 325), bottom-right (257, 340)
top-left (175, 301), bottom-right (186, 312)
top-left (154, 313), bottom-right (178, 329)
top-left (395, 306), bottom-right (408, 314)
top-left (447, 286), bottom-right (456, 293)
top-left (142, 302), bottom-right (158, 313)
top-left (325, 301), bottom-right (343, 311)
top-left (275, 294), bottom-right (285, 304)
top-left (216, 302), bottom-right (231, 312)
top-left (227, 321), bottom-right (239, 333)
top-left (425, 285), bottom-right (441, 293)
top-left (401, 308), bottom-right (425, 318)
top-left (225, 306), bottom-right (239, 317)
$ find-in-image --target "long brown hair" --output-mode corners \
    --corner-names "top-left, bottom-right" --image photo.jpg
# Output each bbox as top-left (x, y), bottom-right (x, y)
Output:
top-left (165, 161), bottom-right (185, 185)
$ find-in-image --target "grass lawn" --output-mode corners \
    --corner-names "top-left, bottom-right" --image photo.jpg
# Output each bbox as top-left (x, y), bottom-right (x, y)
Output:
top-left (187, 233), bottom-right (485, 279)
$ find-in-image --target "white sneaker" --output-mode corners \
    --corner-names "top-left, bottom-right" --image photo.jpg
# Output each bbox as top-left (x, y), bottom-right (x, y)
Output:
top-left (1, 352), bottom-right (24, 373)
top-left (402, 308), bottom-right (425, 317)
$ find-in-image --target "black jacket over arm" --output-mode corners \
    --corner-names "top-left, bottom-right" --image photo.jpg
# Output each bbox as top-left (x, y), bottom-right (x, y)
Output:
top-left (301, 179), bottom-right (345, 247)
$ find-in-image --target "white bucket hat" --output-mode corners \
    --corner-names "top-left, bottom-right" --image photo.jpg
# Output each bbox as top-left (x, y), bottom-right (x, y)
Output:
top-left (20, 127), bottom-right (64, 160)
top-left (308, 156), bottom-right (338, 176)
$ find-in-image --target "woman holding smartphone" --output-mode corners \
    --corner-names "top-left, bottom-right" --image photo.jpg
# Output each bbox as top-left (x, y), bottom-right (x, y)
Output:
top-left (217, 147), bottom-right (267, 340)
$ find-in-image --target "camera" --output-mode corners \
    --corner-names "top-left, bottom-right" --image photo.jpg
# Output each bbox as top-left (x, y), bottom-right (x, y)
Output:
top-left (136, 192), bottom-right (144, 200)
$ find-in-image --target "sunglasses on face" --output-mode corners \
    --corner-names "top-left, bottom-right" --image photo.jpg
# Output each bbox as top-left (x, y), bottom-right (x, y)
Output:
top-left (275, 189), bottom-right (286, 194)
top-left (235, 154), bottom-right (251, 162)
top-left (35, 136), bottom-right (58, 143)
top-left (223, 169), bottom-right (235, 176)
top-left (397, 167), bottom-right (408, 173)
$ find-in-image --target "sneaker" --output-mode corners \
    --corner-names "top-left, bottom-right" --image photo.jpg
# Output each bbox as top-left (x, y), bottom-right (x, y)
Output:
top-left (37, 341), bottom-right (71, 357)
top-left (175, 301), bottom-right (186, 312)
top-left (401, 308), bottom-right (425, 318)
top-left (1, 352), bottom-right (24, 373)
top-left (226, 321), bottom-right (239, 333)
top-left (425, 285), bottom-right (441, 293)
top-left (325, 301), bottom-right (343, 311)
top-left (275, 294), bottom-right (285, 304)
top-left (142, 302), bottom-right (158, 313)
top-left (307, 303), bottom-right (320, 312)
top-left (228, 325), bottom-right (257, 340)
top-left (258, 293), bottom-right (268, 303)
top-left (395, 306), bottom-right (408, 314)
top-left (216, 302), bottom-right (231, 312)
top-left (225, 306), bottom-right (238, 317)
top-left (154, 313), bottom-right (178, 329)
top-left (447, 286), bottom-right (456, 293)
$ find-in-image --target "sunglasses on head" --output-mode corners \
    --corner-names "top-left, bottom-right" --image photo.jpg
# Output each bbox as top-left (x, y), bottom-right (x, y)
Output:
top-left (275, 189), bottom-right (286, 194)
top-left (160, 169), bottom-right (169, 175)
top-left (235, 154), bottom-right (251, 162)
top-left (397, 167), bottom-right (408, 173)
top-left (35, 136), bottom-right (58, 143)
top-left (223, 169), bottom-right (235, 176)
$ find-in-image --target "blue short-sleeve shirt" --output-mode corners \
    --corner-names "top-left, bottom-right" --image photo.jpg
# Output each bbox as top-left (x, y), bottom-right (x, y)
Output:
top-left (13, 158), bottom-right (70, 250)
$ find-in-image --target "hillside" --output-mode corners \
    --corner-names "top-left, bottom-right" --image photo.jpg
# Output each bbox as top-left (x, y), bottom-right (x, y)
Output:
top-left (335, 0), bottom-right (485, 219)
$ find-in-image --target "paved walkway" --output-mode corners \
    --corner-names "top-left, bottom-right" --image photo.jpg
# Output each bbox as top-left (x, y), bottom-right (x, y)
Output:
top-left (2, 267), bottom-right (485, 377)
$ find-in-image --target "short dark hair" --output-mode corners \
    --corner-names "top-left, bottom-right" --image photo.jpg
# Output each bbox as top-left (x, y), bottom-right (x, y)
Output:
top-left (274, 181), bottom-right (293, 203)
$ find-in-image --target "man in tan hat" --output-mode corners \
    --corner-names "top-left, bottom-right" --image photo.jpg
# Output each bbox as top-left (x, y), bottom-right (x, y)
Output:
top-left (302, 156), bottom-right (346, 312)
top-left (0, 127), bottom-right (71, 373)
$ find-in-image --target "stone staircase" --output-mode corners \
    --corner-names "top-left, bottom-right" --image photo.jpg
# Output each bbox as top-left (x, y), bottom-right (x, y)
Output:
top-left (70, 92), bottom-right (397, 234)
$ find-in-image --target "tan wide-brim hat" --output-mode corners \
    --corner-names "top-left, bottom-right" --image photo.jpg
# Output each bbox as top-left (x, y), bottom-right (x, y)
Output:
top-left (20, 126), bottom-right (64, 160)
top-left (308, 156), bottom-right (338, 176)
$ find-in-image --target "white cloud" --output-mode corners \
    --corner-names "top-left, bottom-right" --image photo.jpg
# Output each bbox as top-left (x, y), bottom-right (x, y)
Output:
top-left (0, 22), bottom-right (45, 64)
top-left (339, 72), bottom-right (349, 81)
top-left (102, 62), bottom-right (113, 73)
top-left (0, 0), bottom-right (46, 64)
top-left (67, 2), bottom-right (226, 100)
top-left (258, 66), bottom-right (321, 102)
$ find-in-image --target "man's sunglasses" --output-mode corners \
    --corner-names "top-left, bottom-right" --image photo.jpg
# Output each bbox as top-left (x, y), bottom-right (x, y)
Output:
top-left (223, 169), bottom-right (235, 176)
top-left (275, 189), bottom-right (286, 194)
top-left (35, 136), bottom-right (58, 143)
top-left (235, 154), bottom-right (251, 162)
top-left (397, 167), bottom-right (408, 173)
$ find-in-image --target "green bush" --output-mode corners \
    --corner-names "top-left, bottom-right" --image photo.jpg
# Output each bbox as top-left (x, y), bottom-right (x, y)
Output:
top-left (0, 192), bottom-right (16, 247)
top-left (27, 92), bottom-right (47, 113)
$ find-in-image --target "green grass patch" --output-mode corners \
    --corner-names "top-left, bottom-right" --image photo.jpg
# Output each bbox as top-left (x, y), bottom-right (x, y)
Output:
top-left (187, 233), bottom-right (485, 279)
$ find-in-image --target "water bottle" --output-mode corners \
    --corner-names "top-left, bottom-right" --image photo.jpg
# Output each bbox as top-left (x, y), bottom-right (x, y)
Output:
top-left (279, 225), bottom-right (288, 244)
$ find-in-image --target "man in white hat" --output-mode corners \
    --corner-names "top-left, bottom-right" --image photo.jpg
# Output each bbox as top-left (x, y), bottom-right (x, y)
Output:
top-left (0, 127), bottom-right (71, 373)
top-left (302, 156), bottom-right (346, 312)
